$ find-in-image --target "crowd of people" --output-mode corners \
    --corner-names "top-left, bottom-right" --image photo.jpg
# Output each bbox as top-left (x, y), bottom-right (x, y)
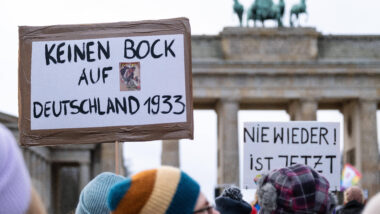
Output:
top-left (1, 123), bottom-right (380, 214)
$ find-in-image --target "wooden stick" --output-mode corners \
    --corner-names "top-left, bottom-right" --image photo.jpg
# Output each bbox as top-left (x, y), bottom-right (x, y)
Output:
top-left (115, 141), bottom-right (120, 175)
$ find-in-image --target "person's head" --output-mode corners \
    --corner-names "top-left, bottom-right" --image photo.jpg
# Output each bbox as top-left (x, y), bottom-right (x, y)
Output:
top-left (257, 164), bottom-right (334, 214)
top-left (75, 172), bottom-right (125, 214)
top-left (344, 186), bottom-right (364, 204)
top-left (215, 186), bottom-right (252, 214)
top-left (0, 124), bottom-right (46, 214)
top-left (194, 192), bottom-right (220, 214)
top-left (107, 166), bottom-right (219, 214)
top-left (362, 192), bottom-right (380, 214)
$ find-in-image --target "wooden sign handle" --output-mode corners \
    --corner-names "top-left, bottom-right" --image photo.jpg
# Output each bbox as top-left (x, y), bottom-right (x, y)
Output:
top-left (115, 141), bottom-right (120, 175)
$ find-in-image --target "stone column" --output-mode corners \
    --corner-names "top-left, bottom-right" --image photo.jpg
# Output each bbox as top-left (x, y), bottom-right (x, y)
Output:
top-left (288, 99), bottom-right (317, 121)
top-left (161, 140), bottom-right (180, 167)
top-left (100, 143), bottom-right (125, 175)
top-left (100, 144), bottom-right (114, 172)
top-left (216, 99), bottom-right (239, 186)
top-left (79, 163), bottom-right (91, 190)
top-left (342, 100), bottom-right (380, 197)
top-left (358, 100), bottom-right (379, 196)
top-left (46, 161), bottom-right (52, 214)
top-left (91, 144), bottom-right (102, 177)
top-left (36, 156), bottom-right (42, 193)
top-left (342, 101), bottom-right (360, 167)
top-left (24, 149), bottom-right (31, 174)
top-left (30, 152), bottom-right (37, 180)
top-left (41, 159), bottom-right (47, 205)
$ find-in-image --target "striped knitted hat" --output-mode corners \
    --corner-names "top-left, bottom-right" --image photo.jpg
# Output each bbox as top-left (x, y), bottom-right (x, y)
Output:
top-left (107, 166), bottom-right (200, 214)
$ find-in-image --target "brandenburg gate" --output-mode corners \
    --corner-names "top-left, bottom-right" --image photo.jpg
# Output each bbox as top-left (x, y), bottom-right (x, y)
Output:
top-left (1, 27), bottom-right (380, 214)
top-left (163, 27), bottom-right (380, 197)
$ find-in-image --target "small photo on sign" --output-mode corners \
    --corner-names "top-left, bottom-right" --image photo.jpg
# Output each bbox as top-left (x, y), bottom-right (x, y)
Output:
top-left (119, 62), bottom-right (141, 91)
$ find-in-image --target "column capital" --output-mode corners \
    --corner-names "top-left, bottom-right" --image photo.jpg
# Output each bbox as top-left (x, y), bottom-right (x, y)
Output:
top-left (218, 96), bottom-right (240, 102)
top-left (300, 98), bottom-right (319, 103)
top-left (288, 98), bottom-right (319, 105)
top-left (287, 99), bottom-right (318, 121)
top-left (80, 162), bottom-right (90, 167)
top-left (358, 98), bottom-right (378, 104)
top-left (216, 99), bottom-right (239, 112)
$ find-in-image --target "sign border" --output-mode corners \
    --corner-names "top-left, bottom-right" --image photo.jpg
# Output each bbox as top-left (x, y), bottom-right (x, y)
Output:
top-left (18, 17), bottom-right (193, 146)
top-left (242, 121), bottom-right (341, 190)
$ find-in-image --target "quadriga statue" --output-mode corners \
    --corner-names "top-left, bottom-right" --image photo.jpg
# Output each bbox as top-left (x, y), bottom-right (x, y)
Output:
top-left (247, 0), bottom-right (285, 27)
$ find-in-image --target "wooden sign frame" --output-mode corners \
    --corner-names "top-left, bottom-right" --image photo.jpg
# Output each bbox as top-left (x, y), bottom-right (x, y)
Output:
top-left (18, 18), bottom-right (193, 146)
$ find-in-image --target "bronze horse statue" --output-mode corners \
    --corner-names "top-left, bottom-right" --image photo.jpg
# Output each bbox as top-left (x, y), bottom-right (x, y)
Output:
top-left (290, 0), bottom-right (307, 27)
top-left (233, 0), bottom-right (244, 27)
top-left (247, 0), bottom-right (285, 27)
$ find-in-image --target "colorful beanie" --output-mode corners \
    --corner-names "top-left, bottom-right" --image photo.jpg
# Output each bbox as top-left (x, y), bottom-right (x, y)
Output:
top-left (107, 166), bottom-right (200, 214)
top-left (0, 124), bottom-right (31, 214)
top-left (257, 164), bottom-right (331, 214)
top-left (76, 172), bottom-right (124, 214)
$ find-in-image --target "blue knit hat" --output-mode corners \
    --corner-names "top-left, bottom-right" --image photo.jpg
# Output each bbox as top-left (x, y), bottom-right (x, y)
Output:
top-left (107, 166), bottom-right (200, 214)
top-left (76, 172), bottom-right (124, 214)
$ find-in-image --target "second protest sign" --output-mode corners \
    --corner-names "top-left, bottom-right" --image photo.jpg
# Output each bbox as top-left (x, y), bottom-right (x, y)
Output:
top-left (243, 122), bottom-right (340, 190)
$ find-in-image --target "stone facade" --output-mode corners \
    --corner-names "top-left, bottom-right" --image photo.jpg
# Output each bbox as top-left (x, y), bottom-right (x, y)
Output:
top-left (220, 27), bottom-right (319, 62)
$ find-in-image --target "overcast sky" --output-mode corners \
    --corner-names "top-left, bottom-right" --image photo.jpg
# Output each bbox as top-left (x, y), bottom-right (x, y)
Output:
top-left (1, 0), bottom-right (380, 116)
top-left (1, 0), bottom-right (380, 202)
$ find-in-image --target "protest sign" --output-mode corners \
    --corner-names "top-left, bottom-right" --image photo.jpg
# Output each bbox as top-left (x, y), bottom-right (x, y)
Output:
top-left (18, 18), bottom-right (193, 146)
top-left (243, 122), bottom-right (340, 190)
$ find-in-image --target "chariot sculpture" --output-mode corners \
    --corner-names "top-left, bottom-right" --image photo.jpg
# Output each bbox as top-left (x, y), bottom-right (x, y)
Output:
top-left (232, 0), bottom-right (308, 27)
top-left (246, 0), bottom-right (285, 27)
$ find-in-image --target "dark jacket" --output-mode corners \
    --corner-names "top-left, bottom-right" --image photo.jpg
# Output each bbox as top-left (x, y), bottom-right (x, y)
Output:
top-left (336, 200), bottom-right (364, 214)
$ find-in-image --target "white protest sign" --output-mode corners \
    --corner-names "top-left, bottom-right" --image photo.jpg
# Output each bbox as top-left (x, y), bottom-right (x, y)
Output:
top-left (243, 122), bottom-right (340, 190)
top-left (18, 18), bottom-right (193, 146)
top-left (31, 34), bottom-right (186, 130)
